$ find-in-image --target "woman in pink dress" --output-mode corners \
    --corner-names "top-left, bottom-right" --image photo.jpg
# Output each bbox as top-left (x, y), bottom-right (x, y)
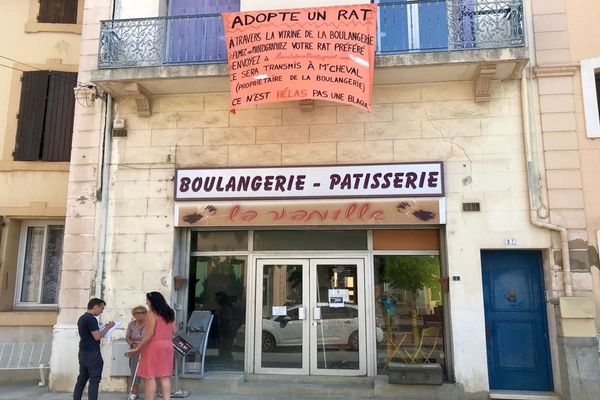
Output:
top-left (126, 292), bottom-right (176, 400)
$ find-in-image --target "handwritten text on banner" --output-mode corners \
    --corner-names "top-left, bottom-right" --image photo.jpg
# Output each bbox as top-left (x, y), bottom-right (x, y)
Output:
top-left (222, 4), bottom-right (377, 111)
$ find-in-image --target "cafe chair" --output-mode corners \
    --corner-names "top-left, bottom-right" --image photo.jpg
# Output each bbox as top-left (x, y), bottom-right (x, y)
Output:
top-left (404, 326), bottom-right (439, 364)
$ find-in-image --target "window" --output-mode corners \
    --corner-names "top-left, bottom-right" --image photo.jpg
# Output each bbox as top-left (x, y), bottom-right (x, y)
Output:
top-left (13, 71), bottom-right (77, 161)
top-left (38, 0), bottom-right (78, 24)
top-left (374, 255), bottom-right (446, 377)
top-left (187, 256), bottom-right (247, 372)
top-left (581, 57), bottom-right (600, 138)
top-left (15, 222), bottom-right (64, 307)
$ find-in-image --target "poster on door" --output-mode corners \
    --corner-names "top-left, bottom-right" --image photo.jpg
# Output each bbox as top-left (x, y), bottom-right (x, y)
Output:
top-left (328, 289), bottom-right (349, 308)
top-left (222, 4), bottom-right (377, 111)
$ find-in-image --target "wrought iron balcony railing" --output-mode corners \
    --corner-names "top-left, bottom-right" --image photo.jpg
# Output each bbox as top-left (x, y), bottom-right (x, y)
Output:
top-left (98, 0), bottom-right (524, 69)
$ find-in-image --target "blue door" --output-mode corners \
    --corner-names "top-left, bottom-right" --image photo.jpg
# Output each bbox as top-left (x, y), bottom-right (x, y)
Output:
top-left (168, 0), bottom-right (240, 63)
top-left (481, 250), bottom-right (553, 391)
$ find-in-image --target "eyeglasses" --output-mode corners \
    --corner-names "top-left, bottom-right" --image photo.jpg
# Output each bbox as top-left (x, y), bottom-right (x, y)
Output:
top-left (134, 312), bottom-right (146, 315)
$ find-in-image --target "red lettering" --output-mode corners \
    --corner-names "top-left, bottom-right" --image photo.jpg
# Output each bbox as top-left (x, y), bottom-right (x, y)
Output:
top-left (345, 203), bottom-right (357, 220)
top-left (307, 210), bottom-right (328, 222)
top-left (268, 208), bottom-right (286, 221)
top-left (241, 210), bottom-right (258, 221)
top-left (370, 210), bottom-right (385, 222)
top-left (358, 203), bottom-right (369, 220)
top-left (227, 205), bottom-right (241, 221)
top-left (291, 210), bottom-right (308, 220)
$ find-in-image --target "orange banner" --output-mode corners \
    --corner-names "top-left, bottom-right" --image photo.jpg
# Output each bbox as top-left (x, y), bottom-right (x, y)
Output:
top-left (222, 4), bottom-right (377, 111)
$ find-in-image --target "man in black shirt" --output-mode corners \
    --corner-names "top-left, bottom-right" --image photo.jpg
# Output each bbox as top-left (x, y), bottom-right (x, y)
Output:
top-left (73, 298), bottom-right (115, 400)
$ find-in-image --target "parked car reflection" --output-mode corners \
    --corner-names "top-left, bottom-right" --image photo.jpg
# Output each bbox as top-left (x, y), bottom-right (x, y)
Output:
top-left (235, 305), bottom-right (384, 351)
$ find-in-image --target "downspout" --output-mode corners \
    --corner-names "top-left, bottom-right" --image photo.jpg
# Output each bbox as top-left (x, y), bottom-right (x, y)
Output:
top-left (95, 94), bottom-right (113, 299)
top-left (521, 70), bottom-right (573, 297)
top-left (94, 0), bottom-right (117, 300)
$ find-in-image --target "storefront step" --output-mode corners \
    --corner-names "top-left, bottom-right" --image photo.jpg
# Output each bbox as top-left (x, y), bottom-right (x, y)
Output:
top-left (488, 391), bottom-right (560, 400)
top-left (237, 381), bottom-right (374, 397)
top-left (243, 373), bottom-right (374, 386)
top-left (180, 373), bottom-right (373, 397)
top-left (180, 372), bottom-right (245, 394)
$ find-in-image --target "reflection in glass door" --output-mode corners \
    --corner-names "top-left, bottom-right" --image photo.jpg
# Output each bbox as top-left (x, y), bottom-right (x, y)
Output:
top-left (310, 259), bottom-right (366, 376)
top-left (255, 260), bottom-right (309, 374)
top-left (254, 258), bottom-right (366, 376)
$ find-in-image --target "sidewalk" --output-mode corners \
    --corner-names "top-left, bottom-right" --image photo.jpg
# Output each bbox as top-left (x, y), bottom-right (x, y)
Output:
top-left (0, 382), bottom-right (377, 400)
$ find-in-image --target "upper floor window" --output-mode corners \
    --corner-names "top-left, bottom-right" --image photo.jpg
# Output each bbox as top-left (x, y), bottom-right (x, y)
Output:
top-left (38, 0), bottom-right (78, 24)
top-left (581, 57), bottom-right (600, 138)
top-left (13, 71), bottom-right (77, 162)
top-left (26, 0), bottom-right (83, 34)
top-left (15, 222), bottom-right (64, 307)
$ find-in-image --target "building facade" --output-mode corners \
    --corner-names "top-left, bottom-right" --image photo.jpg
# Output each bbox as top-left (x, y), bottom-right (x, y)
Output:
top-left (49, 0), bottom-right (599, 399)
top-left (531, 0), bottom-right (600, 398)
top-left (0, 0), bottom-right (82, 382)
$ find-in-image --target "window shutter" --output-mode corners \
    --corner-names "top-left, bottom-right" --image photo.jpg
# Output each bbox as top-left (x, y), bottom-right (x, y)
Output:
top-left (42, 72), bottom-right (77, 161)
top-left (595, 72), bottom-right (600, 118)
top-left (14, 71), bottom-right (49, 161)
top-left (38, 0), bottom-right (78, 24)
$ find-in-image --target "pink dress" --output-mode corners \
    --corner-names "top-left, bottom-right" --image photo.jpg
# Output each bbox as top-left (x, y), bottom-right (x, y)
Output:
top-left (137, 314), bottom-right (174, 378)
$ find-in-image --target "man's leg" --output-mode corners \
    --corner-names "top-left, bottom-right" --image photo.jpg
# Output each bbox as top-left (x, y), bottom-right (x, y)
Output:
top-left (86, 352), bottom-right (103, 400)
top-left (73, 354), bottom-right (90, 400)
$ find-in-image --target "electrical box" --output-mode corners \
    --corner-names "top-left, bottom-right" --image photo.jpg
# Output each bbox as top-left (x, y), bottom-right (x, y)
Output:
top-left (112, 118), bottom-right (127, 137)
top-left (113, 118), bottom-right (126, 129)
top-left (110, 339), bottom-right (131, 376)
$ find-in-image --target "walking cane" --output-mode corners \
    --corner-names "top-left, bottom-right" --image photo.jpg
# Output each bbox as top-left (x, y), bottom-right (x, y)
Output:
top-left (129, 354), bottom-right (141, 398)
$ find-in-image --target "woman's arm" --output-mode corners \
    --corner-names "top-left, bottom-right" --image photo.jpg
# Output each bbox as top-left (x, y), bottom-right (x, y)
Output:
top-left (127, 312), bottom-right (155, 355)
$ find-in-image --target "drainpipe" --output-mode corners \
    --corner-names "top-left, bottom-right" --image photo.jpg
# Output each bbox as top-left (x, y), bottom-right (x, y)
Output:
top-left (94, 0), bottom-right (117, 300)
top-left (95, 94), bottom-right (113, 299)
top-left (521, 71), bottom-right (573, 297)
top-left (591, 265), bottom-right (600, 331)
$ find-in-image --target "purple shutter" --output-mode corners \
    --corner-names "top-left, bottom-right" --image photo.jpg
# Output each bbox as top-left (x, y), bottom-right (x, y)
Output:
top-left (168, 0), bottom-right (240, 63)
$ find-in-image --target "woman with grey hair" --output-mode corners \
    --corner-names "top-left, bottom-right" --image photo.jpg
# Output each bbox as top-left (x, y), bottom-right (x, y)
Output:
top-left (125, 305), bottom-right (146, 400)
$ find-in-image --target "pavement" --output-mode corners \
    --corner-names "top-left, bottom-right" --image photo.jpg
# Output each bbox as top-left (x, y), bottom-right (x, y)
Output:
top-left (0, 382), bottom-right (377, 400)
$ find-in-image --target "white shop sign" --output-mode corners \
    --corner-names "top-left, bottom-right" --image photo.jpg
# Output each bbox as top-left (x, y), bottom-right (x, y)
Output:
top-left (175, 162), bottom-right (444, 201)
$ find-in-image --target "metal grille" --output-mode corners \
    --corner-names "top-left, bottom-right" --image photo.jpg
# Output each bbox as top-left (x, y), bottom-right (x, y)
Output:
top-left (446, 0), bottom-right (524, 49)
top-left (97, 1), bottom-right (525, 69)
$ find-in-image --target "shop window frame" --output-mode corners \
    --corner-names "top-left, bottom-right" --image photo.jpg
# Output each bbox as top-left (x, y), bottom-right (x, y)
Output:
top-left (179, 228), bottom-right (452, 380)
top-left (14, 221), bottom-right (64, 309)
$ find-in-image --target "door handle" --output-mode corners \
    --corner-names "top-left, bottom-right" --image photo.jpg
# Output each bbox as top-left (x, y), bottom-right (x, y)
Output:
top-left (314, 307), bottom-right (321, 320)
top-left (298, 307), bottom-right (306, 320)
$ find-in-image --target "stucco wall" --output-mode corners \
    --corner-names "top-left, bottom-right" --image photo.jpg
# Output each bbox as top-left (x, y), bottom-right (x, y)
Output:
top-left (0, 0), bottom-right (79, 342)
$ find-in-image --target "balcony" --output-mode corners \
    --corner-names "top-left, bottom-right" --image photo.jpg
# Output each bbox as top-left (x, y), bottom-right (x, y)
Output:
top-left (92, 0), bottom-right (528, 107)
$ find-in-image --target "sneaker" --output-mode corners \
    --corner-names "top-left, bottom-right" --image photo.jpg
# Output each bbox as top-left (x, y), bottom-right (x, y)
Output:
top-left (127, 395), bottom-right (137, 400)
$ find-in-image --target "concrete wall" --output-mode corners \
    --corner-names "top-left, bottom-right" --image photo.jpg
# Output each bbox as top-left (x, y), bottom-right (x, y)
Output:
top-left (0, 0), bottom-right (80, 346)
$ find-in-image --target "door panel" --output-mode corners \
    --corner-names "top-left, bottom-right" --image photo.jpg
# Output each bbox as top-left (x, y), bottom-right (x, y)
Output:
top-left (418, 0), bottom-right (448, 50)
top-left (310, 259), bottom-right (366, 375)
top-left (168, 0), bottom-right (239, 63)
top-left (254, 258), bottom-right (366, 375)
top-left (481, 250), bottom-right (553, 391)
top-left (377, 0), bottom-right (409, 52)
top-left (255, 260), bottom-right (309, 374)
